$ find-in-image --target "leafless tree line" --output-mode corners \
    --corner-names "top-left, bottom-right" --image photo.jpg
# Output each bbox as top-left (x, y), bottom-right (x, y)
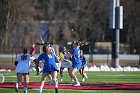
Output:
top-left (0, 0), bottom-right (140, 54)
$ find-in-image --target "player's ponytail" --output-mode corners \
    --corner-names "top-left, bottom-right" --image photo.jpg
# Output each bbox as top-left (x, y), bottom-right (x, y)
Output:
top-left (23, 48), bottom-right (28, 54)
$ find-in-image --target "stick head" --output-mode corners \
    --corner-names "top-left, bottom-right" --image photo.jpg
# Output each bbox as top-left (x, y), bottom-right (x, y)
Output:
top-left (0, 74), bottom-right (5, 84)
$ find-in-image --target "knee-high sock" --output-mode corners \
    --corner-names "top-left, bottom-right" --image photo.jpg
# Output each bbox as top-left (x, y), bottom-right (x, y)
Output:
top-left (39, 82), bottom-right (44, 92)
top-left (24, 83), bottom-right (28, 91)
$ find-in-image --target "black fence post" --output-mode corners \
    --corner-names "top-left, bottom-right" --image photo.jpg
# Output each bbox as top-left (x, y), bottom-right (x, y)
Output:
top-left (139, 48), bottom-right (140, 67)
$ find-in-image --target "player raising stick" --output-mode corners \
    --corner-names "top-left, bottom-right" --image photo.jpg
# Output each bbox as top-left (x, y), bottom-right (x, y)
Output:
top-left (36, 44), bottom-right (59, 93)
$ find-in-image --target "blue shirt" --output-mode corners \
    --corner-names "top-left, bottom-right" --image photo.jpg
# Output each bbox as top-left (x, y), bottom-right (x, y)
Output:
top-left (71, 48), bottom-right (82, 69)
top-left (38, 53), bottom-right (58, 73)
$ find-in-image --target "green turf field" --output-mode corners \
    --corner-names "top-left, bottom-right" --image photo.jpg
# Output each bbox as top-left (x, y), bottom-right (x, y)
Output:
top-left (0, 71), bottom-right (140, 93)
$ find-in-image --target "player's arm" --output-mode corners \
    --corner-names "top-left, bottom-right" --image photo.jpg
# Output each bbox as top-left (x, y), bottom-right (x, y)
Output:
top-left (14, 60), bottom-right (18, 66)
top-left (55, 55), bottom-right (60, 63)
top-left (14, 55), bottom-right (19, 66)
top-left (35, 59), bottom-right (40, 75)
top-left (32, 51), bottom-right (35, 56)
top-left (35, 53), bottom-right (43, 75)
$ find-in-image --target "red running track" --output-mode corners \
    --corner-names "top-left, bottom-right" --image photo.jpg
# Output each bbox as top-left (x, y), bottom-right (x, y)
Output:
top-left (0, 82), bottom-right (140, 90)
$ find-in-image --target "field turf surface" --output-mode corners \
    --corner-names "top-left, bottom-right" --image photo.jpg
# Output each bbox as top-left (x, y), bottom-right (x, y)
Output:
top-left (0, 71), bottom-right (140, 93)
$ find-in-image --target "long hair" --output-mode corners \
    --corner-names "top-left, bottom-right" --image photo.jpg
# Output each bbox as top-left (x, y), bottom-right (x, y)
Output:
top-left (22, 48), bottom-right (28, 54)
top-left (42, 43), bottom-right (50, 53)
top-left (73, 40), bottom-right (80, 46)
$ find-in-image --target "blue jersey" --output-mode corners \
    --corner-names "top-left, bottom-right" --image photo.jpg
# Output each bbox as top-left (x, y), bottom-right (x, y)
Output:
top-left (38, 53), bottom-right (58, 73)
top-left (71, 48), bottom-right (82, 69)
top-left (80, 55), bottom-right (86, 66)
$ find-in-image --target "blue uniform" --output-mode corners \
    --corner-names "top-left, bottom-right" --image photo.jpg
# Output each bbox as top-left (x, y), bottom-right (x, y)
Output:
top-left (80, 55), bottom-right (86, 67)
top-left (38, 53), bottom-right (58, 73)
top-left (71, 48), bottom-right (82, 70)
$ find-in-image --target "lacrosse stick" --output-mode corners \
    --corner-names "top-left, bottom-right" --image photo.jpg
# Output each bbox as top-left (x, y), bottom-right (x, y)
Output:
top-left (0, 74), bottom-right (5, 84)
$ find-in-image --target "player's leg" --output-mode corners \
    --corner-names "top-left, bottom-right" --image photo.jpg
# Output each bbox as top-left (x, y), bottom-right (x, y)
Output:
top-left (23, 73), bottom-right (29, 93)
top-left (70, 67), bottom-right (80, 86)
top-left (51, 71), bottom-right (58, 93)
top-left (79, 67), bottom-right (83, 75)
top-left (68, 68), bottom-right (73, 82)
top-left (37, 73), bottom-right (47, 93)
top-left (80, 67), bottom-right (86, 82)
top-left (60, 67), bottom-right (64, 81)
top-left (79, 67), bottom-right (85, 82)
top-left (47, 73), bottom-right (52, 84)
top-left (82, 66), bottom-right (88, 79)
top-left (15, 73), bottom-right (22, 92)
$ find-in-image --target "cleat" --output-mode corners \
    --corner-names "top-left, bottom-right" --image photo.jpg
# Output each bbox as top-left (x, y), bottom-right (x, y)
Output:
top-left (73, 83), bottom-right (81, 86)
top-left (73, 82), bottom-right (81, 86)
top-left (15, 87), bottom-right (18, 92)
top-left (36, 90), bottom-right (42, 93)
top-left (71, 78), bottom-right (74, 82)
top-left (82, 78), bottom-right (85, 82)
top-left (60, 78), bottom-right (63, 82)
top-left (55, 88), bottom-right (58, 93)
top-left (24, 90), bottom-right (28, 93)
top-left (85, 73), bottom-right (88, 79)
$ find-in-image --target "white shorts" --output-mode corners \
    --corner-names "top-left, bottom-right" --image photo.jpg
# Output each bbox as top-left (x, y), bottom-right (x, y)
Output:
top-left (61, 60), bottom-right (72, 68)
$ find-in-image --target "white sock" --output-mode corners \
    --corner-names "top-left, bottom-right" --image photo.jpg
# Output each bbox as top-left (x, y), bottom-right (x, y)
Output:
top-left (24, 87), bottom-right (27, 91)
top-left (24, 83), bottom-right (28, 91)
top-left (16, 82), bottom-right (18, 88)
top-left (53, 79), bottom-right (58, 88)
top-left (54, 82), bottom-right (58, 88)
top-left (76, 80), bottom-right (79, 84)
top-left (39, 82), bottom-right (44, 92)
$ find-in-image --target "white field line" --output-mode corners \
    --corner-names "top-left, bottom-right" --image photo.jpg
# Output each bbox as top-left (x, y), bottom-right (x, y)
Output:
top-left (4, 76), bottom-right (41, 77)
top-left (3, 74), bottom-right (140, 78)
top-left (97, 74), bottom-right (140, 76)
top-left (0, 88), bottom-right (94, 92)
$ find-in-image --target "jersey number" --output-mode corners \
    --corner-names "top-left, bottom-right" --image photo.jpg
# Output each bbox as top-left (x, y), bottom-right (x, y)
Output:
top-left (21, 55), bottom-right (27, 61)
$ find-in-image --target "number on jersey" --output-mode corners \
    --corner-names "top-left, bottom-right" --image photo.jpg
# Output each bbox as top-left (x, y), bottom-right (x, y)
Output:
top-left (21, 55), bottom-right (27, 61)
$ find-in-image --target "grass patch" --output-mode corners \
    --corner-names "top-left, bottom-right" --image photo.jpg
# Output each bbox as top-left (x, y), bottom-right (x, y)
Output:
top-left (0, 89), bottom-right (140, 93)
top-left (0, 71), bottom-right (140, 93)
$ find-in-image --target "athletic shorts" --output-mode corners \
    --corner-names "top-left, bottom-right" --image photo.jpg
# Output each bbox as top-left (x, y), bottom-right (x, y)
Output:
top-left (43, 70), bottom-right (59, 74)
top-left (61, 60), bottom-right (72, 68)
top-left (72, 63), bottom-right (82, 70)
top-left (16, 72), bottom-right (29, 75)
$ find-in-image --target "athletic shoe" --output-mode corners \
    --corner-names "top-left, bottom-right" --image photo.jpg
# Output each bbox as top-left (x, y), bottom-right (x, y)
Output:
top-left (73, 83), bottom-right (81, 86)
top-left (55, 88), bottom-right (58, 93)
top-left (73, 82), bottom-right (81, 86)
top-left (24, 90), bottom-right (28, 93)
top-left (85, 73), bottom-right (88, 79)
top-left (82, 78), bottom-right (85, 82)
top-left (36, 90), bottom-right (42, 93)
top-left (15, 83), bottom-right (18, 92)
top-left (71, 78), bottom-right (74, 82)
top-left (60, 78), bottom-right (63, 82)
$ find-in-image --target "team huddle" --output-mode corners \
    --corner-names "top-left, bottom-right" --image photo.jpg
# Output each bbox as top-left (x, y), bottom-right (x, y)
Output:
top-left (14, 41), bottom-right (88, 93)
